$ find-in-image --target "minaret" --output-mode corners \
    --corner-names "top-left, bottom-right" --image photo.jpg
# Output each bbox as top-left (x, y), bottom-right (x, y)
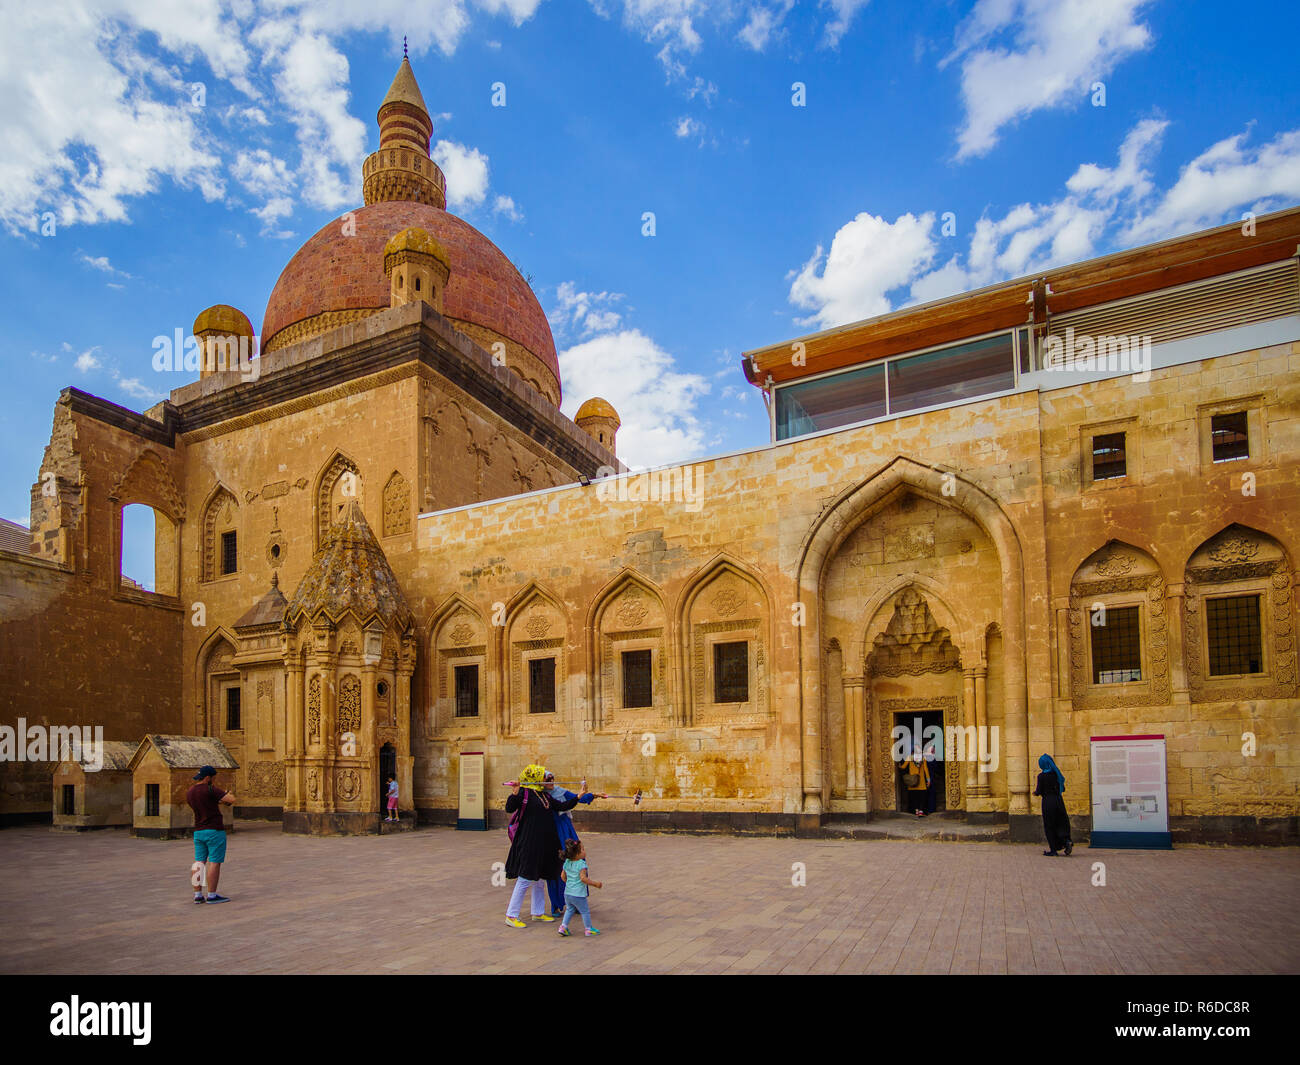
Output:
top-left (362, 53), bottom-right (446, 209)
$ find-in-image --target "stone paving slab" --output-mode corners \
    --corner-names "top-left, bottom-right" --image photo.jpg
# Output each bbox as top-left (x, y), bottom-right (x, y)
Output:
top-left (0, 823), bottom-right (1296, 975)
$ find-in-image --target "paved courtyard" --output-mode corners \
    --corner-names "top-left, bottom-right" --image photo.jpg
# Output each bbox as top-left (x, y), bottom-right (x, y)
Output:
top-left (1, 822), bottom-right (1296, 975)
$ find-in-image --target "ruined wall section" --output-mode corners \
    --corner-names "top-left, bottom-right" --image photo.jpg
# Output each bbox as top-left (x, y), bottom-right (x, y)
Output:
top-left (0, 391), bottom-right (185, 820)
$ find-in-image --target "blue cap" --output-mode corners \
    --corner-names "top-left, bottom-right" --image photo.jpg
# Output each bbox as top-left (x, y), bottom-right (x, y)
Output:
top-left (193, 765), bottom-right (217, 780)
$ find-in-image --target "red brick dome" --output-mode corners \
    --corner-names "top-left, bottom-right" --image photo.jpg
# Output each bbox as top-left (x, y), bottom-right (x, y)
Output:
top-left (261, 200), bottom-right (559, 394)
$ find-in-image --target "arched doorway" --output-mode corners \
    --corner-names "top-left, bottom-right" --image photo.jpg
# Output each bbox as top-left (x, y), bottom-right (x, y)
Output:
top-left (864, 587), bottom-right (964, 815)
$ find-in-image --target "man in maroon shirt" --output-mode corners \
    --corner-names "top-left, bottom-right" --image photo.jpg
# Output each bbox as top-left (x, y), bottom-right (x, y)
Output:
top-left (186, 766), bottom-right (236, 904)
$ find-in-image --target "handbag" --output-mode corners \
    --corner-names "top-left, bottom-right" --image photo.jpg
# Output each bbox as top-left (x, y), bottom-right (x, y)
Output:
top-left (903, 770), bottom-right (920, 787)
top-left (507, 788), bottom-right (528, 841)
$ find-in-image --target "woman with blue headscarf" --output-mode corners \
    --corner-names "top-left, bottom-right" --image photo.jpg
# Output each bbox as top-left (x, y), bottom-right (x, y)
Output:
top-left (1033, 753), bottom-right (1072, 856)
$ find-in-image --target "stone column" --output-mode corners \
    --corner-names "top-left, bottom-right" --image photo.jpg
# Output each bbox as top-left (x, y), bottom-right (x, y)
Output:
top-left (962, 669), bottom-right (978, 799)
top-left (798, 585), bottom-right (823, 817)
top-left (973, 667), bottom-right (990, 796)
top-left (286, 654), bottom-right (304, 757)
top-left (1166, 582), bottom-right (1190, 703)
top-left (843, 675), bottom-right (866, 800)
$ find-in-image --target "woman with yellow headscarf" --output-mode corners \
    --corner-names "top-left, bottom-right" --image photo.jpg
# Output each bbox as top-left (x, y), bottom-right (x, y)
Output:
top-left (503, 764), bottom-right (583, 928)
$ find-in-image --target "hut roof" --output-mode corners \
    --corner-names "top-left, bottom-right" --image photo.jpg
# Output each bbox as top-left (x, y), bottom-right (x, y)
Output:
top-left (127, 734), bottom-right (240, 772)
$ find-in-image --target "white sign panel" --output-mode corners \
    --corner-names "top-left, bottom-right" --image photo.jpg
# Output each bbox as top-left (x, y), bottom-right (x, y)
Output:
top-left (1090, 735), bottom-right (1169, 835)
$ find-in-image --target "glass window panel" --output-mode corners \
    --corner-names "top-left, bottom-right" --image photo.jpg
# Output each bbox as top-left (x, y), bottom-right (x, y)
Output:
top-left (887, 333), bottom-right (1015, 415)
top-left (775, 363), bottom-right (885, 440)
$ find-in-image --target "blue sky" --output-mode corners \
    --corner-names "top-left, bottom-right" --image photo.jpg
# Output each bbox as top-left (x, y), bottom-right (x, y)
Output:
top-left (3, 0), bottom-right (1299, 562)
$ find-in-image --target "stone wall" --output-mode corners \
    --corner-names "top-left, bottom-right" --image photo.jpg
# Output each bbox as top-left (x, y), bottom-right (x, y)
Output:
top-left (406, 338), bottom-right (1298, 840)
top-left (0, 395), bottom-right (184, 821)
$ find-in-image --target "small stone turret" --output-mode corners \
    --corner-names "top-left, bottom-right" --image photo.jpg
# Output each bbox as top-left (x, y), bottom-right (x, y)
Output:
top-left (193, 305), bottom-right (255, 379)
top-left (383, 227), bottom-right (452, 313)
top-left (575, 397), bottom-right (621, 456)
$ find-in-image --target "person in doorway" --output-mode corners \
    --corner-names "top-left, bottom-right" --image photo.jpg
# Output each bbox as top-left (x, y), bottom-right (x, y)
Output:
top-left (1034, 753), bottom-right (1073, 856)
top-left (901, 749), bottom-right (930, 817)
top-left (385, 776), bottom-right (399, 822)
top-left (542, 770), bottom-right (602, 917)
top-left (923, 739), bottom-right (939, 815)
top-left (186, 765), bottom-right (236, 904)
top-left (503, 764), bottom-right (581, 928)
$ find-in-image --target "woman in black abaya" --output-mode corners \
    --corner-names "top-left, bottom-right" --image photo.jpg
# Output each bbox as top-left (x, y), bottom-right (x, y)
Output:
top-left (503, 763), bottom-right (580, 926)
top-left (1034, 753), bottom-right (1073, 856)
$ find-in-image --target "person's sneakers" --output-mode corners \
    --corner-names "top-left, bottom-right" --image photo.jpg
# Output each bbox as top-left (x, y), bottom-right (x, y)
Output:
top-left (1042, 850), bottom-right (1057, 857)
top-left (557, 927), bottom-right (572, 937)
top-left (504, 916), bottom-right (527, 928)
top-left (193, 893), bottom-right (206, 904)
top-left (584, 928), bottom-right (601, 936)
top-left (532, 913), bottom-right (556, 922)
top-left (1064, 840), bottom-right (1073, 856)
top-left (205, 894), bottom-right (231, 903)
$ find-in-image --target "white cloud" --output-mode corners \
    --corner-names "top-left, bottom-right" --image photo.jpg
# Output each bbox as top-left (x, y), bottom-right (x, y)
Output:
top-left (1123, 127), bottom-right (1300, 244)
top-left (738, 1), bottom-right (795, 51)
top-left (78, 253), bottom-right (132, 278)
top-left (0, 1), bottom-right (546, 233)
top-left (675, 115), bottom-right (704, 139)
top-left (0, 3), bottom-right (228, 232)
top-left (493, 194), bottom-right (524, 221)
top-left (74, 348), bottom-right (102, 373)
top-left (789, 212), bottom-right (937, 329)
top-left (944, 0), bottom-right (1154, 160)
top-left (560, 328), bottom-right (710, 467)
top-left (432, 139), bottom-right (490, 209)
top-left (116, 376), bottom-right (160, 401)
top-left (551, 282), bottom-right (626, 339)
top-left (789, 119), bottom-right (1300, 329)
top-left (821, 0), bottom-right (870, 48)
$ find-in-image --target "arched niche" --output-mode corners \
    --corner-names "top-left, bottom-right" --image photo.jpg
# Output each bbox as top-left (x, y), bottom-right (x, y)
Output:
top-left (200, 483), bottom-right (239, 582)
top-left (428, 595), bottom-right (488, 731)
top-left (314, 451), bottom-right (362, 550)
top-left (587, 570), bottom-right (669, 728)
top-left (502, 583), bottom-right (568, 735)
top-left (1183, 525), bottom-right (1296, 701)
top-left (677, 555), bottom-right (772, 726)
top-left (382, 470), bottom-right (411, 537)
top-left (196, 629), bottom-right (239, 738)
top-left (1068, 540), bottom-right (1169, 708)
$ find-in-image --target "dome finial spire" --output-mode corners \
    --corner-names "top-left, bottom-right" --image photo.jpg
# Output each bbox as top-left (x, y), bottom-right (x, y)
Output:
top-left (363, 54), bottom-right (446, 208)
top-left (403, 34), bottom-right (408, 58)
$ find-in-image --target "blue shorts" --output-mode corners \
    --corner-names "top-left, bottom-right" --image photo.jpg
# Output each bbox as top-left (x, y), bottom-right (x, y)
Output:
top-left (194, 829), bottom-right (227, 863)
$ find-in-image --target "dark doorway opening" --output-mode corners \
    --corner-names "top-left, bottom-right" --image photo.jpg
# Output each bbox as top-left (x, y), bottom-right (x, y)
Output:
top-left (379, 743), bottom-right (397, 813)
top-left (893, 710), bottom-right (947, 814)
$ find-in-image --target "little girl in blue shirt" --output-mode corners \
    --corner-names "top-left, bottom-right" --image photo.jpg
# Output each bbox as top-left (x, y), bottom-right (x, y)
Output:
top-left (557, 839), bottom-right (602, 936)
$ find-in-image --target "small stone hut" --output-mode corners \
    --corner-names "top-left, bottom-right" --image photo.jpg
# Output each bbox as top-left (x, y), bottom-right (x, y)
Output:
top-left (128, 735), bottom-right (239, 839)
top-left (51, 740), bottom-right (138, 830)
